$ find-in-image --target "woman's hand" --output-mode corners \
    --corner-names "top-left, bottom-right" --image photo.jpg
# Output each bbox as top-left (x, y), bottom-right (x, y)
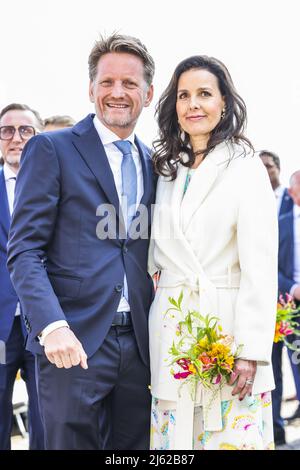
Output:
top-left (228, 359), bottom-right (257, 400)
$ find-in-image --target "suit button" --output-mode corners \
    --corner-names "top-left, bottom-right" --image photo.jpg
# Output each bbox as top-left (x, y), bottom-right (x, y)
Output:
top-left (115, 284), bottom-right (123, 293)
top-left (123, 246), bottom-right (128, 254)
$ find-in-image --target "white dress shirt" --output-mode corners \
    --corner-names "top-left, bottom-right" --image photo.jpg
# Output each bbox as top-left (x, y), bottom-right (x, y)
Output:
top-left (40, 117), bottom-right (144, 344)
top-left (3, 163), bottom-right (20, 316)
top-left (274, 184), bottom-right (285, 214)
top-left (93, 116), bottom-right (144, 312)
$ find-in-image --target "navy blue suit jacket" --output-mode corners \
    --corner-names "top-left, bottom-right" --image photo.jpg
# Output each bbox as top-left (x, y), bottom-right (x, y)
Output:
top-left (0, 169), bottom-right (20, 342)
top-left (278, 210), bottom-right (295, 296)
top-left (279, 188), bottom-right (293, 216)
top-left (7, 115), bottom-right (156, 365)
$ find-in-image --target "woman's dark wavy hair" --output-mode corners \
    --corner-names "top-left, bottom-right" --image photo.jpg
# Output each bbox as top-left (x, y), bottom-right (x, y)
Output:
top-left (153, 55), bottom-right (253, 179)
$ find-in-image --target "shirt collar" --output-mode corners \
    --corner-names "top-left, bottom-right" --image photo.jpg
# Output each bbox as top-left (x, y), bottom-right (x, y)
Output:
top-left (294, 204), bottom-right (300, 218)
top-left (93, 115), bottom-right (135, 147)
top-left (274, 184), bottom-right (284, 198)
top-left (3, 163), bottom-right (17, 181)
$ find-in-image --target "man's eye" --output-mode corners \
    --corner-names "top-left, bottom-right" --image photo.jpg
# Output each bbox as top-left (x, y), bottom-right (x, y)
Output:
top-left (124, 81), bottom-right (136, 88)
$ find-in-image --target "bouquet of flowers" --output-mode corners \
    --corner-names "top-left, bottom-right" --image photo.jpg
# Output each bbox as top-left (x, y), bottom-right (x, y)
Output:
top-left (165, 292), bottom-right (243, 391)
top-left (274, 293), bottom-right (300, 348)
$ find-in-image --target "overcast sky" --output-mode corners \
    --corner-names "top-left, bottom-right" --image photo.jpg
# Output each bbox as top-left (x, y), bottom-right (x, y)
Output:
top-left (1, 0), bottom-right (299, 183)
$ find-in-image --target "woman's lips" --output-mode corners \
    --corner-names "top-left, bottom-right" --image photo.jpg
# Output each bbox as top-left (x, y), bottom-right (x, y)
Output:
top-left (186, 115), bottom-right (206, 121)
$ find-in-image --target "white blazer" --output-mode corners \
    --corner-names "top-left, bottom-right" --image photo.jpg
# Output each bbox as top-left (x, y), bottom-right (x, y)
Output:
top-left (148, 141), bottom-right (278, 442)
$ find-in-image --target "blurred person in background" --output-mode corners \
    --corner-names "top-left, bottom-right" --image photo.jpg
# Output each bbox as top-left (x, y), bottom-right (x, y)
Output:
top-left (44, 115), bottom-right (76, 131)
top-left (0, 103), bottom-right (44, 450)
top-left (260, 151), bottom-right (299, 446)
top-left (260, 150), bottom-right (293, 215)
top-left (278, 171), bottom-right (300, 427)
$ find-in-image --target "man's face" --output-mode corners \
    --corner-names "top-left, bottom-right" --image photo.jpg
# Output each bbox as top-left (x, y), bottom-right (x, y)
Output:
top-left (0, 109), bottom-right (39, 171)
top-left (289, 174), bottom-right (300, 206)
top-left (260, 155), bottom-right (280, 187)
top-left (89, 52), bottom-right (153, 139)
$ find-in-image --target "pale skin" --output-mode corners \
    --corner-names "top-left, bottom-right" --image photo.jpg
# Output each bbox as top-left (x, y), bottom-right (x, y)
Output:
top-left (0, 109), bottom-right (41, 175)
top-left (44, 52), bottom-right (154, 369)
top-left (176, 67), bottom-right (256, 398)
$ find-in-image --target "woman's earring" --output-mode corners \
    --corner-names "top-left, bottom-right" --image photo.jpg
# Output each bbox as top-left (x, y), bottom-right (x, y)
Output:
top-left (221, 107), bottom-right (226, 119)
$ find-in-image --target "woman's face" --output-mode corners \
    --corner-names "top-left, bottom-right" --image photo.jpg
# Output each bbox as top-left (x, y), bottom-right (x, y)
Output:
top-left (176, 68), bottom-right (225, 143)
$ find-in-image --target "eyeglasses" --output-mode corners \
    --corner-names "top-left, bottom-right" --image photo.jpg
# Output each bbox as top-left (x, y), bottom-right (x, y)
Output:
top-left (0, 125), bottom-right (36, 141)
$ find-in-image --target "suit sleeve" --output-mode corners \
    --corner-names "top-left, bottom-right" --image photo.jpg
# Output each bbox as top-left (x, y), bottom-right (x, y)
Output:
top-left (278, 216), bottom-right (296, 295)
top-left (234, 156), bottom-right (278, 365)
top-left (278, 272), bottom-right (295, 296)
top-left (7, 134), bottom-right (66, 343)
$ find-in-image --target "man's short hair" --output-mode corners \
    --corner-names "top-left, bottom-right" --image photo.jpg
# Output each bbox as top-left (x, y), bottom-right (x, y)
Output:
top-left (44, 115), bottom-right (75, 128)
top-left (88, 33), bottom-right (155, 86)
top-left (259, 150), bottom-right (280, 170)
top-left (0, 103), bottom-right (44, 130)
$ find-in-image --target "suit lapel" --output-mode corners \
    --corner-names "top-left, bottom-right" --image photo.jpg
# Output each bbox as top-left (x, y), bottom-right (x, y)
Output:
top-left (180, 142), bottom-right (231, 233)
top-left (72, 116), bottom-right (121, 221)
top-left (0, 169), bottom-right (10, 236)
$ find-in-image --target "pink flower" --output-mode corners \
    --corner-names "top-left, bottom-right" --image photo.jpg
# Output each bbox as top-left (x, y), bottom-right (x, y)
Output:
top-left (173, 371), bottom-right (192, 380)
top-left (176, 358), bottom-right (191, 370)
top-left (213, 374), bottom-right (222, 385)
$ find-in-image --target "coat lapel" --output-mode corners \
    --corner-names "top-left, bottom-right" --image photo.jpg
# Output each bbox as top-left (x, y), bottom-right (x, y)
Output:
top-left (72, 115), bottom-right (121, 221)
top-left (0, 169), bottom-right (10, 236)
top-left (180, 142), bottom-right (232, 233)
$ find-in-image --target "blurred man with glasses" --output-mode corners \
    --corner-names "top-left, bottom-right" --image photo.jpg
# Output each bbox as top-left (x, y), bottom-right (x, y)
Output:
top-left (0, 103), bottom-right (44, 449)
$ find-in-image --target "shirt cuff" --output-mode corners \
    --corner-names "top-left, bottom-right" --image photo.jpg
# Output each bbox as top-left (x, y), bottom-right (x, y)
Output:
top-left (290, 284), bottom-right (298, 297)
top-left (39, 320), bottom-right (69, 346)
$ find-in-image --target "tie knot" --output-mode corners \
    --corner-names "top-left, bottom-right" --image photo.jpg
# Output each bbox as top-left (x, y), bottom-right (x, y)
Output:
top-left (113, 140), bottom-right (132, 157)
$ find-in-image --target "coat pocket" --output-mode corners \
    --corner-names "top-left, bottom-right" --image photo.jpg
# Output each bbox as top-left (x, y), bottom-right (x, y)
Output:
top-left (48, 273), bottom-right (82, 299)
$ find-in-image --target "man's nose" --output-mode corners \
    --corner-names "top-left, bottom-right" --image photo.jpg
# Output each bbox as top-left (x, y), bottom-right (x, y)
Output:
top-left (11, 128), bottom-right (23, 142)
top-left (110, 82), bottom-right (125, 98)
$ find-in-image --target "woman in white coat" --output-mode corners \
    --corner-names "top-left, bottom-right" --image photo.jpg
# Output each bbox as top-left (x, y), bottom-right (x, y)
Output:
top-left (149, 56), bottom-right (278, 450)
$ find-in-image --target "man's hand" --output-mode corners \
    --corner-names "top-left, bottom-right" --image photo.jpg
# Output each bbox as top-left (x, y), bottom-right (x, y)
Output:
top-left (293, 285), bottom-right (300, 301)
top-left (228, 358), bottom-right (257, 400)
top-left (44, 327), bottom-right (88, 369)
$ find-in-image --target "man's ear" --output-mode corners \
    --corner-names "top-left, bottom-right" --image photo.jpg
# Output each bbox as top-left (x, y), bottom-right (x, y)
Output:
top-left (144, 84), bottom-right (154, 108)
top-left (89, 81), bottom-right (95, 103)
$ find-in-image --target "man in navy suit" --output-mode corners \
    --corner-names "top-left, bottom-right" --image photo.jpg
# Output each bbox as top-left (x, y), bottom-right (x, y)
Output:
top-left (7, 34), bottom-right (155, 450)
top-left (278, 171), bottom-right (300, 424)
top-left (259, 150), bottom-right (293, 215)
top-left (260, 150), bottom-right (295, 445)
top-left (0, 103), bottom-right (44, 449)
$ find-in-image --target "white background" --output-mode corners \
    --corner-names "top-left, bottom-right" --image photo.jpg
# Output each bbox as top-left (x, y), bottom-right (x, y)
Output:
top-left (1, 0), bottom-right (299, 183)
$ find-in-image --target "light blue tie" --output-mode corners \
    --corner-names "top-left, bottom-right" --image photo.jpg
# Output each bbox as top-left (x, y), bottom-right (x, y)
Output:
top-left (113, 140), bottom-right (137, 231)
top-left (113, 140), bottom-right (137, 304)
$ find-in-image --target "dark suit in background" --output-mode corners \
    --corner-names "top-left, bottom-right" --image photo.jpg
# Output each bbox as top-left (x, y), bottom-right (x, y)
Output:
top-left (272, 207), bottom-right (300, 444)
top-left (0, 168), bottom-right (44, 450)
